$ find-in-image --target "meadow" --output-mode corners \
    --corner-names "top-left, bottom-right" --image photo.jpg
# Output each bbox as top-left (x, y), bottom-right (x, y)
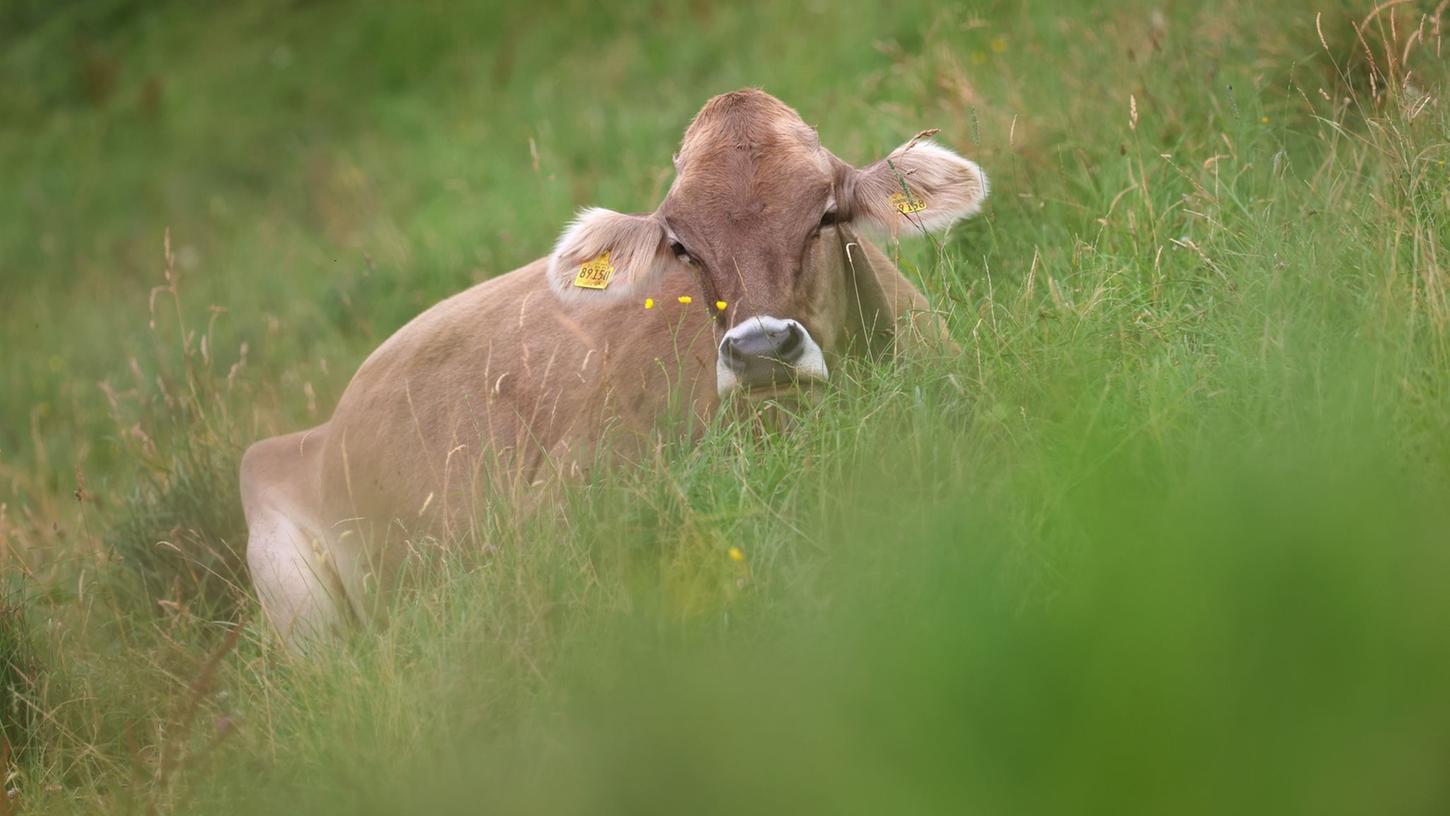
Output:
top-left (3, 0), bottom-right (1449, 812)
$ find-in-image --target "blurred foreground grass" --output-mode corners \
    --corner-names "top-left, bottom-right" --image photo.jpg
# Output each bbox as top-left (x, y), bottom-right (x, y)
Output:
top-left (2, 0), bottom-right (1450, 812)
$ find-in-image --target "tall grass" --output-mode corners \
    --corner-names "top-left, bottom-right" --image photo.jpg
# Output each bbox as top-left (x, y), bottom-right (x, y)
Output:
top-left (2, 0), bottom-right (1449, 812)
top-left (0, 577), bottom-right (40, 769)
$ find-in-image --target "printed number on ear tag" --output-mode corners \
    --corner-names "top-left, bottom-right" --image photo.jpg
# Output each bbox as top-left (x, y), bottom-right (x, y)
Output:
top-left (574, 252), bottom-right (615, 290)
top-left (891, 191), bottom-right (927, 215)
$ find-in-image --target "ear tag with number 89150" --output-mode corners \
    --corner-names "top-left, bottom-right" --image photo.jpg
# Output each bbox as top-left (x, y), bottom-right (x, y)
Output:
top-left (574, 252), bottom-right (615, 290)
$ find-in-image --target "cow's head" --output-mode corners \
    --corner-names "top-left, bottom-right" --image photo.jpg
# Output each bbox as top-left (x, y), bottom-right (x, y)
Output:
top-left (547, 89), bottom-right (988, 398)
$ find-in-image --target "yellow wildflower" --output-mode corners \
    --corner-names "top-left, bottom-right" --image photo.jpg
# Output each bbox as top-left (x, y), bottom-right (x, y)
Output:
top-left (644, 297), bottom-right (654, 309)
top-left (678, 295), bottom-right (692, 305)
top-left (715, 300), bottom-right (728, 311)
top-left (727, 546), bottom-right (746, 563)
top-left (990, 36), bottom-right (1008, 54)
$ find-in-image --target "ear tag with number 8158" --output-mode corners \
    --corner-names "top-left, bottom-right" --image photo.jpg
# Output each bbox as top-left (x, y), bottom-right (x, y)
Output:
top-left (891, 191), bottom-right (927, 215)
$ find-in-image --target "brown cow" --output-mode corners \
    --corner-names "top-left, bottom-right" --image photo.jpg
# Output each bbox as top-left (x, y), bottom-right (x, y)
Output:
top-left (240, 89), bottom-right (988, 650)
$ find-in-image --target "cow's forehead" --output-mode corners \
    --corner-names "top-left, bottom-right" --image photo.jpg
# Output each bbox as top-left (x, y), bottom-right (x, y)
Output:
top-left (662, 90), bottom-right (834, 236)
top-left (664, 151), bottom-right (831, 214)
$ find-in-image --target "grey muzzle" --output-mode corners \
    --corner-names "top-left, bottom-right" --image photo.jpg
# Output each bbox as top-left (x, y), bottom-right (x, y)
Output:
top-left (715, 316), bottom-right (828, 396)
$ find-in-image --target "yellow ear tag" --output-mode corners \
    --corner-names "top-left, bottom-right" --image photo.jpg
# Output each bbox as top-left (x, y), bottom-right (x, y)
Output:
top-left (891, 191), bottom-right (927, 215)
top-left (574, 252), bottom-right (615, 290)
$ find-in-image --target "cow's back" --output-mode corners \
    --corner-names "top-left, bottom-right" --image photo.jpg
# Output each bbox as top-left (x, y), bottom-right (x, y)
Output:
top-left (317, 258), bottom-right (720, 535)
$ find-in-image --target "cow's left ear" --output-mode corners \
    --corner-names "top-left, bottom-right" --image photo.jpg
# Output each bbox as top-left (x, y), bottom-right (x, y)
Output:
top-left (547, 207), bottom-right (670, 303)
top-left (843, 136), bottom-right (989, 237)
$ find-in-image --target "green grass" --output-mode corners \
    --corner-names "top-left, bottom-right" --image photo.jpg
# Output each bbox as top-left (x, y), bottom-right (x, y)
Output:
top-left (3, 0), bottom-right (1450, 812)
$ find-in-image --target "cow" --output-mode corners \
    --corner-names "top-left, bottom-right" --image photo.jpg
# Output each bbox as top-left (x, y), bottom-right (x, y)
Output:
top-left (240, 89), bottom-right (988, 651)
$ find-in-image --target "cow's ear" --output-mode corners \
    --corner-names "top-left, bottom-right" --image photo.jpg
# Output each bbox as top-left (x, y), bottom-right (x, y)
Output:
top-left (547, 208), bottom-right (670, 303)
top-left (843, 136), bottom-right (988, 237)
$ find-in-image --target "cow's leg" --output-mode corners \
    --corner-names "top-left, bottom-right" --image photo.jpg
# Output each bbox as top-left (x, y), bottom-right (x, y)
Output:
top-left (245, 506), bottom-right (348, 653)
top-left (241, 429), bottom-right (350, 654)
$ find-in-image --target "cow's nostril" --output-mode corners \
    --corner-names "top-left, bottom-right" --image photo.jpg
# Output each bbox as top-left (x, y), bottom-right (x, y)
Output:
top-left (776, 322), bottom-right (804, 362)
top-left (720, 335), bottom-right (747, 372)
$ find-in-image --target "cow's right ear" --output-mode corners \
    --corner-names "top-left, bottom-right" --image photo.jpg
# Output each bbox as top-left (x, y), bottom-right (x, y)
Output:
top-left (547, 208), bottom-right (670, 303)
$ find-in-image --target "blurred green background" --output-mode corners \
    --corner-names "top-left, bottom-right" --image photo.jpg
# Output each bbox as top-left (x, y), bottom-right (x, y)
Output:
top-left (2, 0), bottom-right (1449, 813)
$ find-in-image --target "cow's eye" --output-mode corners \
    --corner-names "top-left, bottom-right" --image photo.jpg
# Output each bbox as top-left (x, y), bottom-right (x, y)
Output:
top-left (818, 209), bottom-right (840, 229)
top-left (670, 240), bottom-right (694, 265)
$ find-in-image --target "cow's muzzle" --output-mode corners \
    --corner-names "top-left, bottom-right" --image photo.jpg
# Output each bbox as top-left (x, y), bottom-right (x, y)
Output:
top-left (716, 316), bottom-right (828, 398)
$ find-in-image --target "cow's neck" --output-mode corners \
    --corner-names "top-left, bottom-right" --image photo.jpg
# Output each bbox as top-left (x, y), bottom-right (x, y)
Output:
top-left (836, 226), bottom-right (897, 358)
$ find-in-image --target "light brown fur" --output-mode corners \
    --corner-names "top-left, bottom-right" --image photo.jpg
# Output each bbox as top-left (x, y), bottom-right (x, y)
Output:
top-left (241, 89), bottom-right (987, 649)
